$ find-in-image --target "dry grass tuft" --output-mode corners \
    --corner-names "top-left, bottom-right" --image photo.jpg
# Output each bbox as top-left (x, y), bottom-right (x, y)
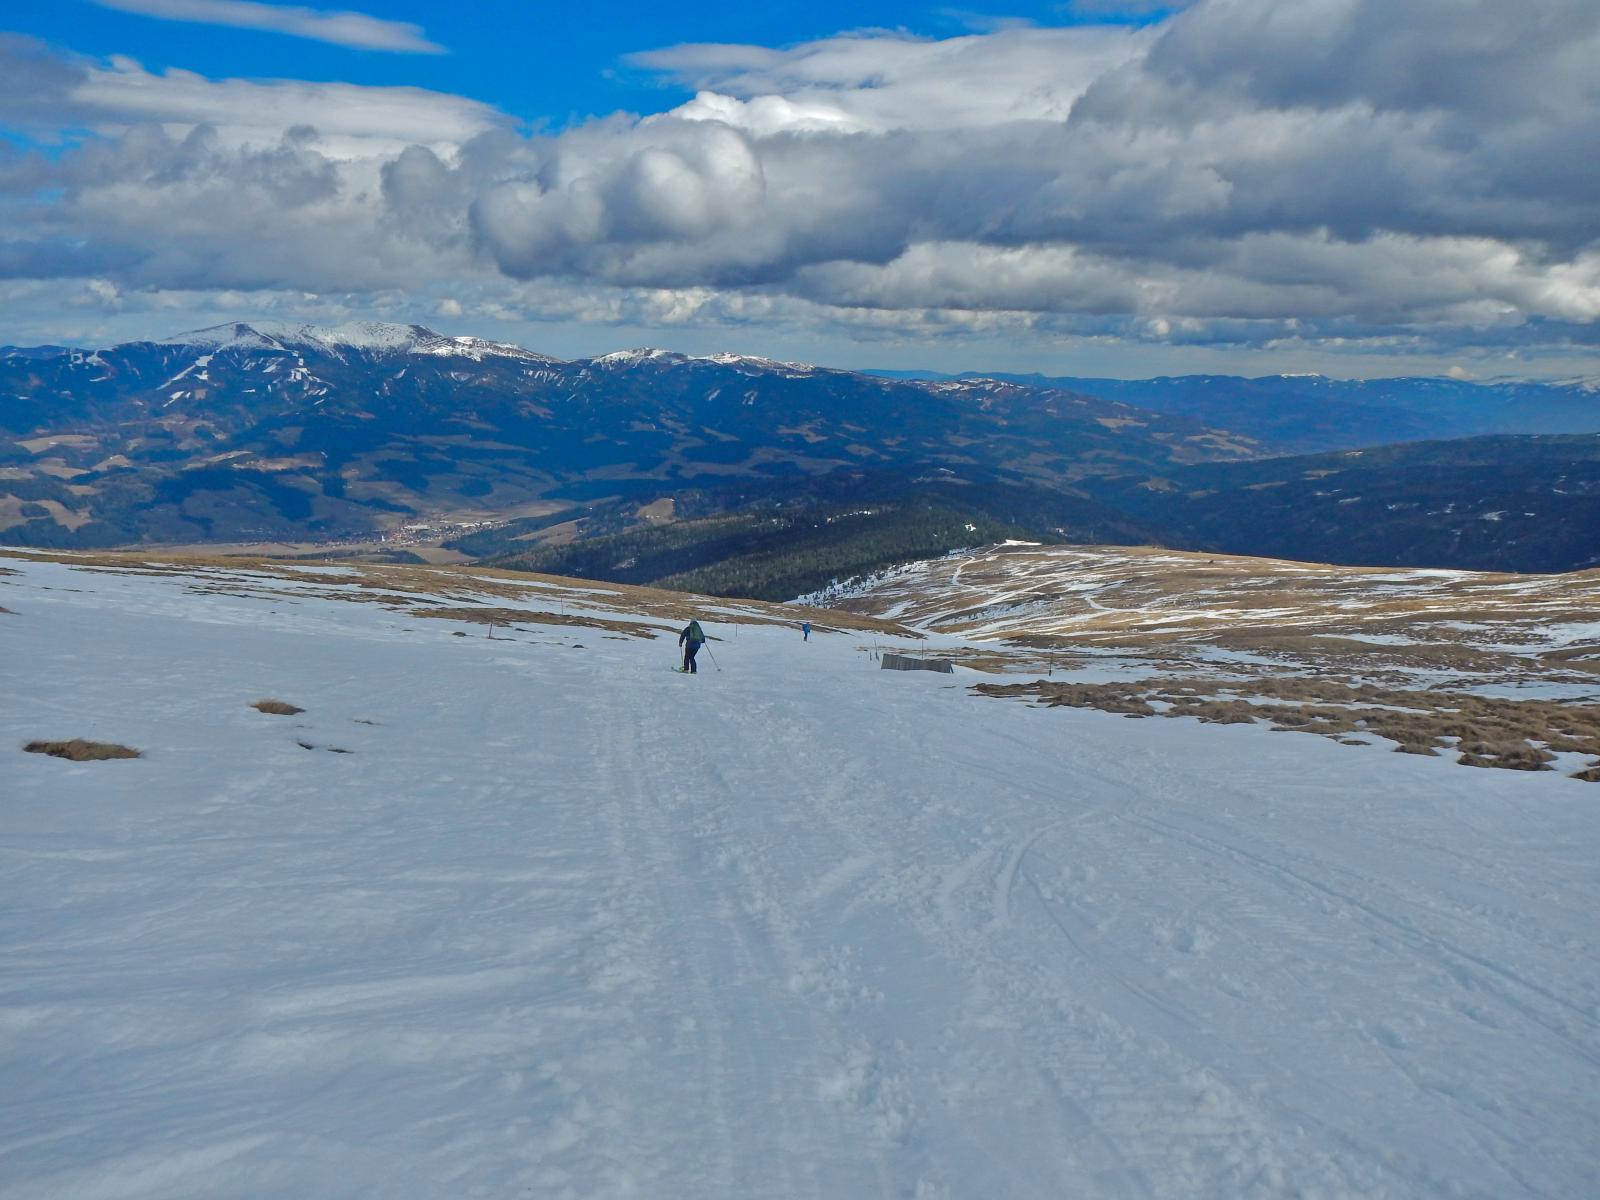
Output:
top-left (252, 699), bottom-right (304, 715)
top-left (976, 676), bottom-right (1600, 778)
top-left (1574, 762), bottom-right (1600, 782)
top-left (24, 739), bottom-right (141, 761)
top-left (1457, 741), bottom-right (1555, 771)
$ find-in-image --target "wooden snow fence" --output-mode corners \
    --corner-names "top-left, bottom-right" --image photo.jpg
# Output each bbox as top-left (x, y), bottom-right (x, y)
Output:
top-left (880, 652), bottom-right (954, 674)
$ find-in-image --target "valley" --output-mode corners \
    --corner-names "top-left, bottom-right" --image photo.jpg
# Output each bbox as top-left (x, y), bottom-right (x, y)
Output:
top-left (4, 323), bottom-right (1598, 587)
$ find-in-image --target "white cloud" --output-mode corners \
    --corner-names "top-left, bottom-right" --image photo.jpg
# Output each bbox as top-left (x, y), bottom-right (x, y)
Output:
top-left (90, 0), bottom-right (444, 54)
top-left (634, 26), bottom-right (1152, 132)
top-left (72, 55), bottom-right (500, 154)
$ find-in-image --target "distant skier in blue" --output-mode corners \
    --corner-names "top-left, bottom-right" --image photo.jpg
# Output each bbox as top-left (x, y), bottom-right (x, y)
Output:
top-left (679, 619), bottom-right (706, 672)
top-left (802, 620), bottom-right (811, 642)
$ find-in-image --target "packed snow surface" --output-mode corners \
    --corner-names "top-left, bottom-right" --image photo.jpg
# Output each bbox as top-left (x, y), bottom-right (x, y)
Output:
top-left (2, 553), bottom-right (1598, 1198)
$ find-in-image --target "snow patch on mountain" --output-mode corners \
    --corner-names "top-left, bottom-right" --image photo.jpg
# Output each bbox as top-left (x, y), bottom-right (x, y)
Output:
top-left (584, 347), bottom-right (820, 376)
top-left (158, 321), bottom-right (558, 363)
top-left (407, 334), bottom-right (560, 364)
top-left (588, 347), bottom-right (687, 367)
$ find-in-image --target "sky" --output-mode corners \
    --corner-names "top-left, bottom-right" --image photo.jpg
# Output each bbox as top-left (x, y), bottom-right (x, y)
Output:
top-left (0, 0), bottom-right (1597, 379)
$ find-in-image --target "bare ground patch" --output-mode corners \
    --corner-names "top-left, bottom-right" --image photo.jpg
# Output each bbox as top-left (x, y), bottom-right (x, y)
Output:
top-left (24, 739), bottom-right (141, 761)
top-left (252, 699), bottom-right (305, 715)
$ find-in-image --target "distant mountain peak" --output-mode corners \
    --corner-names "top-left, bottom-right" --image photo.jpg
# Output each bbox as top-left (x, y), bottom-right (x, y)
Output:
top-left (585, 347), bottom-right (820, 376)
top-left (158, 322), bottom-right (292, 351)
top-left (156, 320), bottom-right (557, 363)
top-left (589, 347), bottom-right (686, 367)
top-left (698, 351), bottom-right (818, 375)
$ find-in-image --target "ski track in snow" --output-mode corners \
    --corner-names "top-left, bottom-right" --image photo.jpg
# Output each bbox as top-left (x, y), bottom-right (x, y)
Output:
top-left (1, 555), bottom-right (1597, 1198)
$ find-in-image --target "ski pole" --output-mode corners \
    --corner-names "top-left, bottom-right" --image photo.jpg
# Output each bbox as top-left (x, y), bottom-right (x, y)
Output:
top-left (704, 642), bottom-right (720, 671)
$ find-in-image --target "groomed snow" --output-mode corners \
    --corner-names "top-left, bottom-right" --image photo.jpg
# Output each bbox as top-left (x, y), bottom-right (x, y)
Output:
top-left (2, 554), bottom-right (1597, 1199)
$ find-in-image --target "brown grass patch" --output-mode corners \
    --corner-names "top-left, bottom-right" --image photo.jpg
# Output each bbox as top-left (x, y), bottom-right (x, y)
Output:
top-left (1456, 741), bottom-right (1555, 771)
top-left (975, 676), bottom-right (1600, 778)
top-left (252, 699), bottom-right (304, 715)
top-left (24, 739), bottom-right (141, 761)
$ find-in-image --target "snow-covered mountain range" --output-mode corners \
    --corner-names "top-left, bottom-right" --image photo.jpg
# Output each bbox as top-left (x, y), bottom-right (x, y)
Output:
top-left (0, 321), bottom-right (1250, 553)
top-left (1, 321), bottom-right (1597, 575)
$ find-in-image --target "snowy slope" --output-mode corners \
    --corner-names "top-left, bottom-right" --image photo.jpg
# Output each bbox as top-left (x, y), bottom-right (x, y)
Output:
top-left (2, 551), bottom-right (1597, 1199)
top-left (157, 321), bottom-right (558, 363)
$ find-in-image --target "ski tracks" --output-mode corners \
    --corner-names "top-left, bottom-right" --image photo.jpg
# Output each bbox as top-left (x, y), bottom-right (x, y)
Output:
top-left (727, 690), bottom-right (1307, 1199)
top-left (566, 670), bottom-right (895, 1198)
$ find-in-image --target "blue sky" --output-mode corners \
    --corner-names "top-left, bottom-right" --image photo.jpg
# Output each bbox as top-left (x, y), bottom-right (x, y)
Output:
top-left (1, 0), bottom-right (1596, 379)
top-left (21, 3), bottom-right (1170, 129)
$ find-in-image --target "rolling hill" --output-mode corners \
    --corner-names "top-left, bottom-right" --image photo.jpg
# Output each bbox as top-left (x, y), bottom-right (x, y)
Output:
top-left (1086, 433), bottom-right (1600, 574)
top-left (875, 370), bottom-right (1600, 455)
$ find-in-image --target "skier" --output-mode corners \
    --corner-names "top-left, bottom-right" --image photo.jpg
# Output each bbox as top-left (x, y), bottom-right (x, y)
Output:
top-left (678, 618), bottom-right (706, 673)
top-left (802, 620), bottom-right (811, 642)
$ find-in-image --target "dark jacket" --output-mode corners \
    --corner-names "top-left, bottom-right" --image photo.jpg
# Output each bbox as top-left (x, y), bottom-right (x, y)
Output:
top-left (679, 620), bottom-right (705, 646)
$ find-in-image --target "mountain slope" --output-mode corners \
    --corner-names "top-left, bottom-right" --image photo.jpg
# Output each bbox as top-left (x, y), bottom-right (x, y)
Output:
top-left (3, 547), bottom-right (1596, 1198)
top-left (882, 371), bottom-right (1600, 455)
top-left (473, 472), bottom-right (1162, 601)
top-left (1086, 433), bottom-right (1600, 573)
top-left (0, 322), bottom-right (1254, 550)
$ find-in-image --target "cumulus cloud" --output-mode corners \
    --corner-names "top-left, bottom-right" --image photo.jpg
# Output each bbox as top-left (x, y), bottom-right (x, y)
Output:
top-left (4, 0), bottom-right (1599, 367)
top-left (90, 0), bottom-right (444, 54)
top-left (0, 49), bottom-right (496, 293)
top-left (74, 56), bottom-right (500, 154)
top-left (463, 0), bottom-right (1600, 352)
top-left (631, 26), bottom-right (1152, 132)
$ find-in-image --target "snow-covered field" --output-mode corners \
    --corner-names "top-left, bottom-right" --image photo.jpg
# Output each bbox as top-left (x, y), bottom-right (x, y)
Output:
top-left (3, 551), bottom-right (1598, 1198)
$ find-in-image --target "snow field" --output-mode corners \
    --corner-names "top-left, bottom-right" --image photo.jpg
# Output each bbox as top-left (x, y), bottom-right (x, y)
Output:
top-left (2, 555), bottom-right (1598, 1198)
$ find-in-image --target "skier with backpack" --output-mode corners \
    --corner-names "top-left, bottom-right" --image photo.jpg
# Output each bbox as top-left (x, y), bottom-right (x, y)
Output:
top-left (678, 618), bottom-right (707, 673)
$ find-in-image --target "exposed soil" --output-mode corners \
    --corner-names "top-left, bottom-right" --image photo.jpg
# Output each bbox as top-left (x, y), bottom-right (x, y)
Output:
top-left (252, 699), bottom-right (305, 716)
